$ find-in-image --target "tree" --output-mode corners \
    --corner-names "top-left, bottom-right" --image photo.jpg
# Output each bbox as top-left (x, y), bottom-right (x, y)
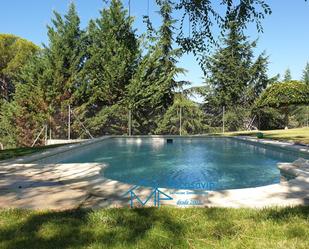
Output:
top-left (156, 94), bottom-right (207, 135)
top-left (0, 53), bottom-right (49, 147)
top-left (80, 0), bottom-right (139, 136)
top-left (204, 23), bottom-right (271, 109)
top-left (43, 3), bottom-right (85, 138)
top-left (255, 81), bottom-right (309, 127)
top-left (302, 62), bottom-right (309, 84)
top-left (154, 0), bottom-right (272, 69)
top-left (283, 68), bottom-right (292, 82)
top-left (126, 0), bottom-right (185, 134)
top-left (0, 34), bottom-right (38, 102)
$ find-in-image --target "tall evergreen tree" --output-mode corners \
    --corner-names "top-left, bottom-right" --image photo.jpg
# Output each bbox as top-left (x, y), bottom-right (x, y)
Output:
top-left (283, 68), bottom-right (292, 82)
top-left (203, 22), bottom-right (273, 131)
top-left (80, 0), bottom-right (139, 135)
top-left (302, 62), bottom-right (309, 84)
top-left (126, 0), bottom-right (185, 134)
top-left (43, 3), bottom-right (84, 138)
top-left (204, 22), bottom-right (270, 108)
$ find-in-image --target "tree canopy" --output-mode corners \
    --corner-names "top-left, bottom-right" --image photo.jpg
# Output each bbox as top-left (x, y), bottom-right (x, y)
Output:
top-left (203, 22), bottom-right (272, 109)
top-left (0, 34), bottom-right (38, 101)
top-left (0, 1), bottom-right (308, 148)
top-left (256, 81), bottom-right (309, 108)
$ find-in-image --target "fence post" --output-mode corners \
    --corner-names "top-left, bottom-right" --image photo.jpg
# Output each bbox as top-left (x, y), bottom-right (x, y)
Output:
top-left (307, 105), bottom-right (309, 127)
top-left (179, 106), bottom-right (182, 136)
top-left (49, 115), bottom-right (52, 140)
top-left (222, 106), bottom-right (225, 134)
top-left (68, 105), bottom-right (71, 140)
top-left (128, 110), bottom-right (132, 136)
top-left (44, 124), bottom-right (48, 145)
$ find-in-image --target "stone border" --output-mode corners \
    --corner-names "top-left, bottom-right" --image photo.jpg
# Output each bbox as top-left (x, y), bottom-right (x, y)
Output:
top-left (0, 136), bottom-right (113, 166)
top-left (232, 136), bottom-right (309, 157)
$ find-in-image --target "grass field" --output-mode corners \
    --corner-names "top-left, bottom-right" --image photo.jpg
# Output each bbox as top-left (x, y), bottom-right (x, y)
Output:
top-left (0, 144), bottom-right (66, 161)
top-left (0, 207), bottom-right (308, 249)
top-left (223, 127), bottom-right (309, 145)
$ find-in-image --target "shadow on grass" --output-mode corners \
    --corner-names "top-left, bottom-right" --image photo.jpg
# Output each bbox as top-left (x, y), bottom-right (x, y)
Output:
top-left (0, 144), bottom-right (67, 161)
top-left (0, 208), bottom-right (186, 249)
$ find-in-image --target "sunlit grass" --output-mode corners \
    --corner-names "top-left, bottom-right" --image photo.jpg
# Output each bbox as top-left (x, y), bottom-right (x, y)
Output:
top-left (223, 127), bottom-right (309, 144)
top-left (0, 207), bottom-right (308, 249)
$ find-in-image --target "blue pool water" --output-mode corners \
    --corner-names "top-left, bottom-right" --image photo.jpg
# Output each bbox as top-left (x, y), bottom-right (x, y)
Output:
top-left (60, 137), bottom-right (302, 190)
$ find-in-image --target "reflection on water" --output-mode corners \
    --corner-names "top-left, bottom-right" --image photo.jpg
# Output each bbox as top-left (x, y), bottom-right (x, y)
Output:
top-left (60, 137), bottom-right (302, 190)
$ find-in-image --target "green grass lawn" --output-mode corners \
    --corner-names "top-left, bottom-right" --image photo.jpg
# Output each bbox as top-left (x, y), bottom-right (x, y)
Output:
top-left (223, 127), bottom-right (309, 145)
top-left (0, 207), bottom-right (308, 249)
top-left (0, 144), bottom-right (67, 161)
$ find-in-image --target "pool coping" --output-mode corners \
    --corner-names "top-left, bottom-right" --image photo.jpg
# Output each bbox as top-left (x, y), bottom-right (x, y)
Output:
top-left (1, 135), bottom-right (309, 209)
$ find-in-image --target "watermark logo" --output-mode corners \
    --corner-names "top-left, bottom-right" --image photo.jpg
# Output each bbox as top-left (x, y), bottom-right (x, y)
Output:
top-left (123, 180), bottom-right (217, 208)
top-left (123, 185), bottom-right (173, 208)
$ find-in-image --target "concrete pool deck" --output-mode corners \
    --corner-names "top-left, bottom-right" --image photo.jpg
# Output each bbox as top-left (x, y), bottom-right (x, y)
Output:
top-left (0, 136), bottom-right (308, 209)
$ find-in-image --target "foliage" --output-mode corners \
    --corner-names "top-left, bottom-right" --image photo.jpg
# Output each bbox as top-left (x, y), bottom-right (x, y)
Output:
top-left (83, 104), bottom-right (128, 136)
top-left (0, 101), bottom-right (19, 148)
top-left (302, 62), bottom-right (309, 84)
top-left (255, 81), bottom-right (309, 127)
top-left (201, 23), bottom-right (273, 131)
top-left (126, 0), bottom-right (185, 134)
top-left (0, 53), bottom-right (49, 147)
top-left (283, 68), bottom-right (292, 82)
top-left (224, 107), bottom-right (251, 131)
top-left (156, 94), bottom-right (208, 135)
top-left (0, 34), bottom-right (38, 101)
top-left (256, 81), bottom-right (309, 108)
top-left (173, 0), bottom-right (272, 71)
top-left (79, 0), bottom-right (139, 135)
top-left (254, 107), bottom-right (285, 130)
top-left (43, 3), bottom-right (85, 138)
top-left (204, 23), bottom-right (271, 108)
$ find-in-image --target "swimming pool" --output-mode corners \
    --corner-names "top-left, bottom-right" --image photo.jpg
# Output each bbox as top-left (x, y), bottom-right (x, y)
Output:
top-left (59, 137), bottom-right (303, 190)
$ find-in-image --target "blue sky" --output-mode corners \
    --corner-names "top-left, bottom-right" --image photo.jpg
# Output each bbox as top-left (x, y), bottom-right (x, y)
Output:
top-left (1, 0), bottom-right (309, 90)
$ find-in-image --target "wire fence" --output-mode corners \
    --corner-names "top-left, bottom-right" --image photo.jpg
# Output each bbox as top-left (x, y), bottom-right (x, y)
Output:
top-left (32, 104), bottom-right (309, 146)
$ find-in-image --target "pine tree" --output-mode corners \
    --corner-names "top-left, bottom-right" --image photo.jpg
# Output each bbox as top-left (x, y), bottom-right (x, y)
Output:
top-left (126, 0), bottom-right (185, 134)
top-left (80, 0), bottom-right (139, 135)
top-left (283, 68), bottom-right (292, 82)
top-left (302, 62), bottom-right (309, 84)
top-left (204, 23), bottom-right (255, 108)
top-left (43, 3), bottom-right (84, 138)
top-left (204, 23), bottom-right (272, 108)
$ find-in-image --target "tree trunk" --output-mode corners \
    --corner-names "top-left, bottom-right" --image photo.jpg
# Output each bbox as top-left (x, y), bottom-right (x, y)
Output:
top-left (283, 106), bottom-right (289, 128)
